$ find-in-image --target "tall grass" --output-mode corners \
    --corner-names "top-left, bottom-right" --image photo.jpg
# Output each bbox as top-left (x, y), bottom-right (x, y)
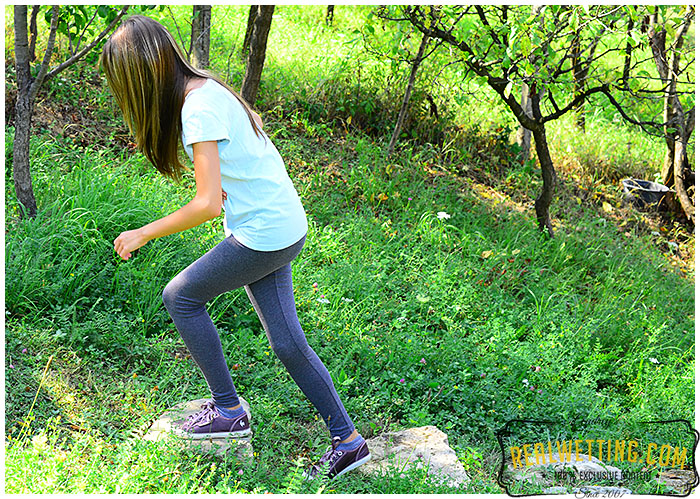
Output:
top-left (4, 5), bottom-right (694, 494)
top-left (5, 123), bottom-right (693, 493)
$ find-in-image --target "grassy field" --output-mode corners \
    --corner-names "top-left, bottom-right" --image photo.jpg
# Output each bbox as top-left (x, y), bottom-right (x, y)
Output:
top-left (5, 5), bottom-right (695, 494)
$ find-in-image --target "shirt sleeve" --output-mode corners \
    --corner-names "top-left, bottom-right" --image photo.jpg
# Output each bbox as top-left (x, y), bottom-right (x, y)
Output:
top-left (181, 94), bottom-right (231, 147)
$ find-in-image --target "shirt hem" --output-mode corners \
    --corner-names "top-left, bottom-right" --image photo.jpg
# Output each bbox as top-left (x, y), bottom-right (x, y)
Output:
top-left (231, 227), bottom-right (308, 252)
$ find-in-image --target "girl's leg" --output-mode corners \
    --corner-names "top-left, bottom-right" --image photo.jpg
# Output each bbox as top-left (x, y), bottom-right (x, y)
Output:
top-left (245, 264), bottom-right (356, 440)
top-left (162, 233), bottom-right (355, 439)
top-left (162, 235), bottom-right (305, 408)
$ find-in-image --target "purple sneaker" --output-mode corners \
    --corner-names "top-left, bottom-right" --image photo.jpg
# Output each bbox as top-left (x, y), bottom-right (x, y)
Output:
top-left (304, 436), bottom-right (371, 480)
top-left (172, 400), bottom-right (251, 440)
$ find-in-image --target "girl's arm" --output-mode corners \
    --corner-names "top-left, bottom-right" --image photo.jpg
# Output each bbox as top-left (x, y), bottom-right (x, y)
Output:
top-left (114, 141), bottom-right (223, 260)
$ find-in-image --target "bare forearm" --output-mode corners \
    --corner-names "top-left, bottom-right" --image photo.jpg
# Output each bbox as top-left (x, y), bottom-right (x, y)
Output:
top-left (114, 141), bottom-right (223, 261)
top-left (141, 198), bottom-right (221, 242)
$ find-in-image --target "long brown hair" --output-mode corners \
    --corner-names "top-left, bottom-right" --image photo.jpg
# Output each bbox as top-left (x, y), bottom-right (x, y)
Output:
top-left (100, 15), bottom-right (261, 180)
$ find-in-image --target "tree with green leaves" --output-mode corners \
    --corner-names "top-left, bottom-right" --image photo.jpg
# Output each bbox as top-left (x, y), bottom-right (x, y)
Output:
top-left (362, 8), bottom-right (443, 158)
top-left (12, 5), bottom-right (129, 218)
top-left (385, 16), bottom-right (439, 158)
top-left (382, 6), bottom-right (692, 235)
top-left (571, 5), bottom-right (695, 223)
top-left (621, 6), bottom-right (695, 223)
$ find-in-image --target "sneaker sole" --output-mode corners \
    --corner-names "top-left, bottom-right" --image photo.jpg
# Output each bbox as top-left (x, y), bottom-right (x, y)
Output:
top-left (172, 428), bottom-right (252, 440)
top-left (334, 452), bottom-right (372, 478)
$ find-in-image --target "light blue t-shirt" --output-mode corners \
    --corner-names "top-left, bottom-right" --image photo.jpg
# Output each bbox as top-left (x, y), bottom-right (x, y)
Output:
top-left (181, 79), bottom-right (308, 251)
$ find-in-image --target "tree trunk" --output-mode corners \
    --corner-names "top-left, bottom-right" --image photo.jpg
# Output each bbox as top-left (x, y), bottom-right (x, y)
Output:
top-left (531, 126), bottom-right (556, 238)
top-left (648, 20), bottom-right (676, 187)
top-left (28, 5), bottom-right (39, 62)
top-left (518, 5), bottom-right (543, 162)
top-left (667, 10), bottom-right (694, 224)
top-left (647, 6), bottom-right (694, 223)
top-left (13, 92), bottom-right (37, 219)
top-left (673, 137), bottom-right (694, 224)
top-left (660, 146), bottom-right (675, 187)
top-left (530, 89), bottom-right (556, 238)
top-left (387, 27), bottom-right (431, 157)
top-left (326, 6), bottom-right (335, 26)
top-left (516, 82), bottom-right (533, 164)
top-left (12, 5), bottom-right (127, 219)
top-left (241, 5), bottom-right (274, 106)
top-left (191, 5), bottom-right (211, 69)
top-left (12, 5), bottom-right (57, 218)
top-left (572, 32), bottom-right (586, 131)
top-left (241, 5), bottom-right (257, 59)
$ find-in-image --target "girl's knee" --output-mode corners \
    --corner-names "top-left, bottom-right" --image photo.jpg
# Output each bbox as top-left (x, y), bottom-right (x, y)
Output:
top-left (162, 276), bottom-right (187, 312)
top-left (271, 337), bottom-right (310, 366)
top-left (162, 281), bottom-right (175, 311)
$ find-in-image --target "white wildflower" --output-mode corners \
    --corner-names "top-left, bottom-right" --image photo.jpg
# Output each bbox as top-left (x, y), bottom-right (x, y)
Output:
top-left (437, 211), bottom-right (451, 220)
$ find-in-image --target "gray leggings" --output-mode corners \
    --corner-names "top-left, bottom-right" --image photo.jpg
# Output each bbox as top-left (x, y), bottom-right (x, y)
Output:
top-left (162, 234), bottom-right (355, 440)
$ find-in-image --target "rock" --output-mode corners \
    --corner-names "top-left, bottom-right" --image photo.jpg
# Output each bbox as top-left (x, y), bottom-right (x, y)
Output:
top-left (359, 426), bottom-right (468, 487)
top-left (142, 397), bottom-right (253, 460)
top-left (656, 469), bottom-right (696, 494)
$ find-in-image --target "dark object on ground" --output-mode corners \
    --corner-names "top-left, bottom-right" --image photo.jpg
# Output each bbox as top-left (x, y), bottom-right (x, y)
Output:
top-left (622, 178), bottom-right (672, 210)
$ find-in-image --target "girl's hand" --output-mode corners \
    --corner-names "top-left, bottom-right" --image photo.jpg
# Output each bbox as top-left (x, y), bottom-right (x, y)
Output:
top-left (114, 228), bottom-right (148, 260)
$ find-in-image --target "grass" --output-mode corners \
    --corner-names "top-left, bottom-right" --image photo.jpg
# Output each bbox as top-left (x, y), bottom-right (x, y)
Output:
top-left (5, 121), bottom-right (694, 493)
top-left (5, 5), bottom-right (694, 495)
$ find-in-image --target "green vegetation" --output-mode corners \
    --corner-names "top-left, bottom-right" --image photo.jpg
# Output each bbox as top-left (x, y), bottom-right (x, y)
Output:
top-left (5, 5), bottom-right (694, 494)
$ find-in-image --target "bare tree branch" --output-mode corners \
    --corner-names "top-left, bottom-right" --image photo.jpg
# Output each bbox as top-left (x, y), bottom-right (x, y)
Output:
top-left (29, 5), bottom-right (60, 103)
top-left (541, 84), bottom-right (609, 124)
top-left (166, 6), bottom-right (190, 57)
top-left (73, 8), bottom-right (101, 55)
top-left (28, 5), bottom-right (39, 62)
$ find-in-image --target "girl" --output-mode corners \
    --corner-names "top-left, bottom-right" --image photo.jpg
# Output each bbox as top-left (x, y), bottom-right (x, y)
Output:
top-left (100, 15), bottom-right (369, 480)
